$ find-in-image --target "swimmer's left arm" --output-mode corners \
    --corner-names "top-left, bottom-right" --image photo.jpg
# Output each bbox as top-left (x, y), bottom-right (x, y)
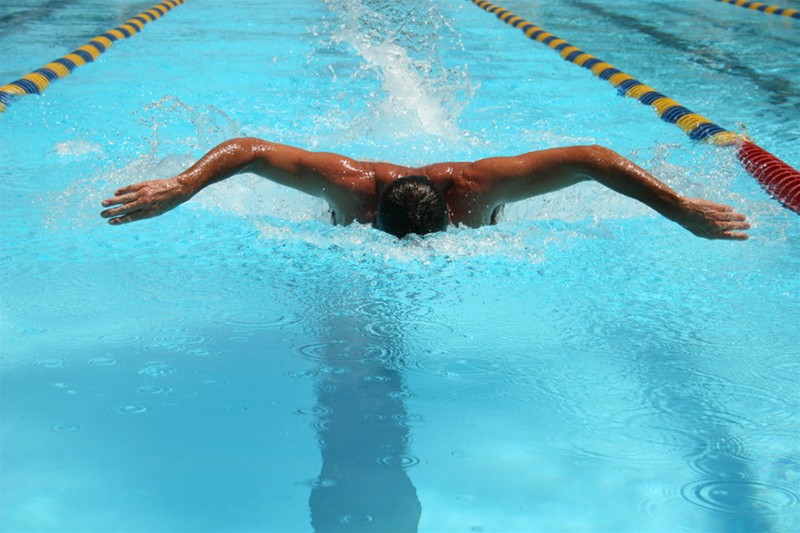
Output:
top-left (465, 145), bottom-right (750, 240)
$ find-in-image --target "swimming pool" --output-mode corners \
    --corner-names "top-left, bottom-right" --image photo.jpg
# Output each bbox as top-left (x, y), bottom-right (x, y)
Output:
top-left (1, 0), bottom-right (798, 531)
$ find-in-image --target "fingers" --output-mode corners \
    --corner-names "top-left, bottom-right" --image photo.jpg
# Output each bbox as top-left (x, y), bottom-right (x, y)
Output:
top-left (705, 218), bottom-right (751, 240)
top-left (107, 215), bottom-right (131, 225)
top-left (106, 210), bottom-right (150, 225)
top-left (718, 211), bottom-right (747, 222)
top-left (710, 229), bottom-right (748, 240)
top-left (100, 199), bottom-right (143, 219)
top-left (114, 183), bottom-right (144, 196)
top-left (721, 232), bottom-right (749, 241)
top-left (105, 203), bottom-right (156, 224)
top-left (101, 192), bottom-right (137, 208)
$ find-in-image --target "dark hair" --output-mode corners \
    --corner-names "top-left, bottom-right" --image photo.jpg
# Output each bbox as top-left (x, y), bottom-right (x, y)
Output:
top-left (374, 176), bottom-right (449, 238)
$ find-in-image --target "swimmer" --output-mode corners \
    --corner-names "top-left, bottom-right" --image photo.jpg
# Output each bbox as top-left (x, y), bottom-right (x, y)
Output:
top-left (101, 138), bottom-right (750, 240)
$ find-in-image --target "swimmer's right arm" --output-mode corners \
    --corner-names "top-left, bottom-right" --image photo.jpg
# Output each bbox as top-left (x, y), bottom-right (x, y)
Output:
top-left (101, 138), bottom-right (362, 225)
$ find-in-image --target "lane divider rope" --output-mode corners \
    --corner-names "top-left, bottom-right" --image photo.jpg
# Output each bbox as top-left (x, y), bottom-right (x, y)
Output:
top-left (467, 0), bottom-right (800, 214)
top-left (714, 0), bottom-right (800, 19)
top-left (0, 0), bottom-right (189, 113)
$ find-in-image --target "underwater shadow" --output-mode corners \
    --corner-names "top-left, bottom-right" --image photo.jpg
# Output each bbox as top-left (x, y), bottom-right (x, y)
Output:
top-left (297, 268), bottom-right (426, 532)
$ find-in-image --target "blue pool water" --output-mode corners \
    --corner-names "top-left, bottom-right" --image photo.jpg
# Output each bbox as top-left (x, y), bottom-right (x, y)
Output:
top-left (1, 0), bottom-right (799, 531)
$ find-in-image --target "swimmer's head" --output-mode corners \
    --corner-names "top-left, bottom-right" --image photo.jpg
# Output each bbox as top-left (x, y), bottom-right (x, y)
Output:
top-left (374, 176), bottom-right (449, 238)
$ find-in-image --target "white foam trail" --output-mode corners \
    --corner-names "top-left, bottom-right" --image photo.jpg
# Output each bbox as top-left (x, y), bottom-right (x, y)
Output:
top-left (316, 0), bottom-right (472, 141)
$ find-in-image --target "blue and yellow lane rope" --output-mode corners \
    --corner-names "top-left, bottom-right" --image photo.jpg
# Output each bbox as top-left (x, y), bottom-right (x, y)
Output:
top-left (715, 0), bottom-right (800, 19)
top-left (0, 0), bottom-right (189, 113)
top-left (467, 0), bottom-right (800, 214)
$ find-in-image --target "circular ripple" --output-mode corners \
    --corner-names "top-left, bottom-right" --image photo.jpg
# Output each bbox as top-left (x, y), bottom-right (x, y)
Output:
top-left (137, 385), bottom-right (166, 395)
top-left (376, 453), bottom-right (421, 469)
top-left (562, 402), bottom-right (747, 469)
top-left (87, 357), bottom-right (118, 366)
top-left (687, 434), bottom-right (751, 479)
top-left (298, 477), bottom-right (336, 489)
top-left (51, 423), bottom-right (82, 432)
top-left (338, 514), bottom-right (373, 525)
top-left (215, 309), bottom-right (298, 329)
top-left (407, 352), bottom-right (503, 378)
top-left (164, 388), bottom-right (197, 399)
top-left (681, 479), bottom-right (800, 516)
top-left (284, 369), bottom-right (317, 380)
top-left (114, 405), bottom-right (149, 415)
top-left (152, 334), bottom-right (205, 345)
top-left (137, 362), bottom-right (177, 377)
top-left (722, 382), bottom-right (798, 426)
top-left (296, 341), bottom-right (392, 364)
top-left (99, 334), bottom-right (141, 344)
top-left (35, 358), bottom-right (66, 368)
top-left (293, 406), bottom-right (332, 417)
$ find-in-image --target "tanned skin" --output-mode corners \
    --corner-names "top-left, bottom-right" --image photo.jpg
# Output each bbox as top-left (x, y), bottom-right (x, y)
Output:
top-left (101, 137), bottom-right (750, 240)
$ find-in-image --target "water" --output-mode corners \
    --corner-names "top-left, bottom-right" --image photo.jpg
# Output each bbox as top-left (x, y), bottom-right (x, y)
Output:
top-left (1, 0), bottom-right (798, 531)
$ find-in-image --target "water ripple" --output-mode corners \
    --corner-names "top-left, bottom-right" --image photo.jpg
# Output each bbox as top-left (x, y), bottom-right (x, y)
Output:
top-left (376, 453), bottom-right (422, 469)
top-left (296, 340), bottom-right (393, 364)
top-left (215, 309), bottom-right (299, 329)
top-left (87, 356), bottom-right (118, 366)
top-left (405, 351), bottom-right (504, 379)
top-left (680, 479), bottom-right (800, 516)
top-left (114, 405), bottom-right (149, 415)
top-left (137, 361), bottom-right (177, 377)
top-left (338, 514), bottom-right (373, 525)
top-left (51, 423), bottom-right (82, 432)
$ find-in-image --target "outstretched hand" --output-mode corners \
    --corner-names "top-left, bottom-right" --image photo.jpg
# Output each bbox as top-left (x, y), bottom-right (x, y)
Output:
top-left (100, 178), bottom-right (189, 225)
top-left (672, 197), bottom-right (750, 240)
